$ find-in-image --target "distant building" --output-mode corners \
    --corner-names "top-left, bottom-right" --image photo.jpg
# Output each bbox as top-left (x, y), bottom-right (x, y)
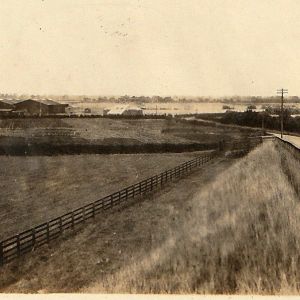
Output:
top-left (0, 99), bottom-right (24, 116)
top-left (14, 99), bottom-right (68, 116)
top-left (0, 99), bottom-right (21, 109)
top-left (107, 106), bottom-right (143, 116)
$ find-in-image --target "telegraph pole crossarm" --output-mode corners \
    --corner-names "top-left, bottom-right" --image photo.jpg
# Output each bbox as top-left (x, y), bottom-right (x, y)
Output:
top-left (276, 88), bottom-right (288, 139)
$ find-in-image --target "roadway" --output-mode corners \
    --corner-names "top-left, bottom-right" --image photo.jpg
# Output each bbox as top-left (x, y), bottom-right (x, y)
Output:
top-left (269, 133), bottom-right (300, 149)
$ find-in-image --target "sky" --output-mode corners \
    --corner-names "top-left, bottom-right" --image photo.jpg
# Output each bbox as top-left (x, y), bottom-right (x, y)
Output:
top-left (1, 0), bottom-right (300, 97)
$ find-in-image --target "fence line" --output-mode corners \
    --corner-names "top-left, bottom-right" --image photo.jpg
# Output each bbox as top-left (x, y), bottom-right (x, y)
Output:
top-left (0, 150), bottom-right (219, 266)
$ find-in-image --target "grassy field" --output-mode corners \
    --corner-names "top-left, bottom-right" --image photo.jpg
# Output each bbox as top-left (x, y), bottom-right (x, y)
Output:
top-left (1, 141), bottom-right (299, 293)
top-left (0, 118), bottom-right (260, 145)
top-left (0, 151), bottom-right (209, 238)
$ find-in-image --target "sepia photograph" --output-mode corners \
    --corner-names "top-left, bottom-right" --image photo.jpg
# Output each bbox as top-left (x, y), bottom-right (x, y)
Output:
top-left (0, 0), bottom-right (300, 296)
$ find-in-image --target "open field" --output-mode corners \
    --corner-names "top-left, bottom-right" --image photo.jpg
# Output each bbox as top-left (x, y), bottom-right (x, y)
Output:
top-left (1, 141), bottom-right (300, 293)
top-left (0, 151), bottom-right (210, 238)
top-left (0, 118), bottom-right (261, 146)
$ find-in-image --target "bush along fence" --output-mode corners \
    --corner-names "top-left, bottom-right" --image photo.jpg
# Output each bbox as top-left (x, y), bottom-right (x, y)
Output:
top-left (0, 150), bottom-right (220, 266)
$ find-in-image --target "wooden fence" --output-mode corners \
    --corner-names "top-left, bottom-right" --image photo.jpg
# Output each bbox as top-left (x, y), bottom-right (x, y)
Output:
top-left (0, 150), bottom-right (219, 266)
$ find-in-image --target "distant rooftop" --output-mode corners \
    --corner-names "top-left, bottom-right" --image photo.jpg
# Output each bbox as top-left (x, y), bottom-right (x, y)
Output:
top-left (0, 99), bottom-right (22, 105)
top-left (18, 99), bottom-right (65, 106)
top-left (37, 99), bottom-right (62, 105)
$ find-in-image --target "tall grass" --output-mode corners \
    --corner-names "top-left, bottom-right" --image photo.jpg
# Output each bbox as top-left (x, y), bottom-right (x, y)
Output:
top-left (85, 141), bottom-right (300, 294)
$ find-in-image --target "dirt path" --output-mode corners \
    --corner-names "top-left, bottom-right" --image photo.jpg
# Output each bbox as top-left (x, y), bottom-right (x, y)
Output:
top-left (0, 156), bottom-right (235, 293)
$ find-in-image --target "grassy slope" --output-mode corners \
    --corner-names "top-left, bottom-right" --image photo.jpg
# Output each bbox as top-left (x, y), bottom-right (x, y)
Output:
top-left (0, 151), bottom-right (208, 238)
top-left (85, 141), bottom-right (300, 294)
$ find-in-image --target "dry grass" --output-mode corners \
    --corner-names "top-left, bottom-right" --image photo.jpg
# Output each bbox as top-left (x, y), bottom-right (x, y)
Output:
top-left (84, 141), bottom-right (300, 294)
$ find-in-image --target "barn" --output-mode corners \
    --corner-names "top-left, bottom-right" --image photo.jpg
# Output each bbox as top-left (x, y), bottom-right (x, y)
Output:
top-left (15, 99), bottom-right (69, 116)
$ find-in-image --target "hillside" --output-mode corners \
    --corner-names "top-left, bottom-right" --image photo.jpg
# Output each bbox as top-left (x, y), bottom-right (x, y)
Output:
top-left (85, 140), bottom-right (300, 294)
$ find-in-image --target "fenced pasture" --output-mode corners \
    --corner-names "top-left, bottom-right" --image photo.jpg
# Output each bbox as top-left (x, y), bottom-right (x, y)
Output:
top-left (0, 152), bottom-right (210, 238)
top-left (0, 151), bottom-right (219, 266)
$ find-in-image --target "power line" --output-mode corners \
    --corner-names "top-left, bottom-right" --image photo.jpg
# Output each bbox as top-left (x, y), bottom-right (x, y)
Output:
top-left (276, 88), bottom-right (288, 138)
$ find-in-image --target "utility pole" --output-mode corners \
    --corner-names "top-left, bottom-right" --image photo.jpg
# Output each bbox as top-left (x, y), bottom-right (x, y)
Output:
top-left (276, 88), bottom-right (288, 138)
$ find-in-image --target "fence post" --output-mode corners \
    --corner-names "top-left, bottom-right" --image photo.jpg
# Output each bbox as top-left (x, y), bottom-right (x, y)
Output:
top-left (59, 217), bottom-right (63, 232)
top-left (32, 228), bottom-right (35, 247)
top-left (17, 235), bottom-right (20, 257)
top-left (150, 177), bottom-right (153, 190)
top-left (71, 211), bottom-right (74, 229)
top-left (139, 182), bottom-right (142, 194)
top-left (47, 222), bottom-right (50, 243)
top-left (0, 242), bottom-right (3, 266)
top-left (92, 203), bottom-right (95, 218)
top-left (82, 207), bottom-right (85, 222)
top-left (218, 140), bottom-right (223, 151)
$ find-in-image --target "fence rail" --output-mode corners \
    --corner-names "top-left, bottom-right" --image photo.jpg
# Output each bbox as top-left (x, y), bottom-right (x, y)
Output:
top-left (0, 150), bottom-right (219, 266)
